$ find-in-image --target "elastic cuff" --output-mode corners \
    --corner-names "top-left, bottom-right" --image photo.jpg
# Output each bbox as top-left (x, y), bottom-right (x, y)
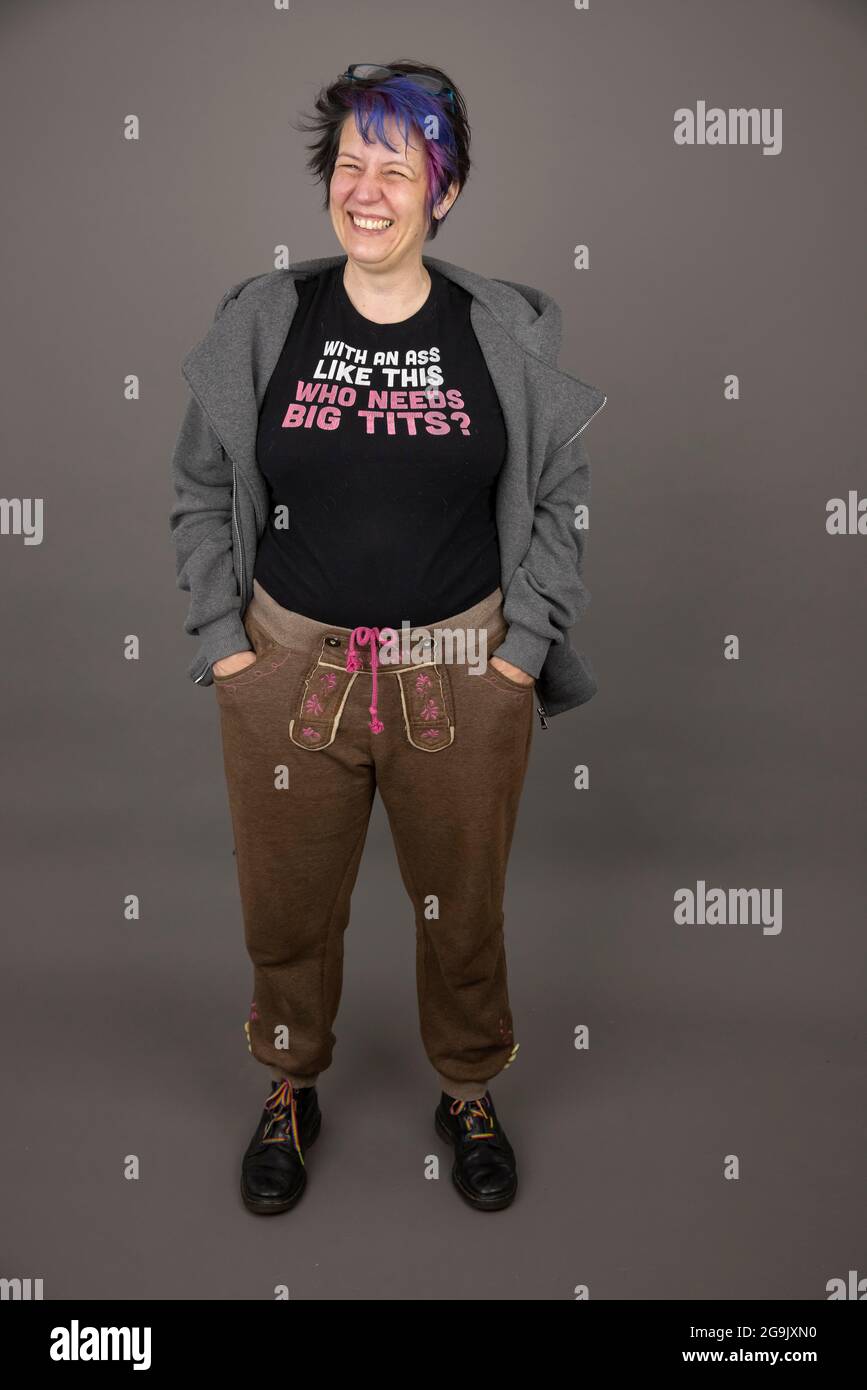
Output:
top-left (269, 1065), bottom-right (319, 1088)
top-left (436, 1073), bottom-right (495, 1102)
top-left (491, 623), bottom-right (552, 680)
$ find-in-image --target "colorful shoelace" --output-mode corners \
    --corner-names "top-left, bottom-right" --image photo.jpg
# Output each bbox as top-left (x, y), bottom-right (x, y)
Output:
top-left (449, 1094), bottom-right (496, 1140)
top-left (261, 1079), bottom-right (304, 1163)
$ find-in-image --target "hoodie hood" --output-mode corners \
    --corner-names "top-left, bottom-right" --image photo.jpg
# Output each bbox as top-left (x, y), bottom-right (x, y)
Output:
top-left (181, 252), bottom-right (605, 503)
top-left (198, 251), bottom-right (564, 371)
top-left (427, 257), bottom-right (564, 367)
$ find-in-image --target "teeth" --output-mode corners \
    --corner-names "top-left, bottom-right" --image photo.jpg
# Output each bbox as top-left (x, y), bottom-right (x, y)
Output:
top-left (351, 214), bottom-right (393, 230)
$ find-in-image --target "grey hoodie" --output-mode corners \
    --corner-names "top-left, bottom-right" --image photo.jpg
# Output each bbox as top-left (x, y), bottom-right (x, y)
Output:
top-left (169, 252), bottom-right (606, 721)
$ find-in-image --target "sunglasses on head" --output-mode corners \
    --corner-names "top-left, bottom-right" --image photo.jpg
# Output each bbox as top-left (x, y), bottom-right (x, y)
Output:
top-left (344, 64), bottom-right (456, 112)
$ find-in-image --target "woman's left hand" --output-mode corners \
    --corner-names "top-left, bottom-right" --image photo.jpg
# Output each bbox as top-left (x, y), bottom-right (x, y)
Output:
top-left (490, 656), bottom-right (535, 687)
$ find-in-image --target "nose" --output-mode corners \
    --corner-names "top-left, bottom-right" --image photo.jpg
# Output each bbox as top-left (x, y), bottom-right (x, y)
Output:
top-left (351, 171), bottom-right (388, 203)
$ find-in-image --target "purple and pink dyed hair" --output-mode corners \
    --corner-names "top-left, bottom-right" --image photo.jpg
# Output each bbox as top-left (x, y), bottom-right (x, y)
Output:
top-left (295, 58), bottom-right (470, 241)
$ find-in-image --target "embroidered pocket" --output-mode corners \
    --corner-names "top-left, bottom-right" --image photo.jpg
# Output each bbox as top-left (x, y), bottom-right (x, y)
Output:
top-left (288, 654), bottom-right (358, 750)
top-left (213, 614), bottom-right (289, 693)
top-left (395, 662), bottom-right (455, 752)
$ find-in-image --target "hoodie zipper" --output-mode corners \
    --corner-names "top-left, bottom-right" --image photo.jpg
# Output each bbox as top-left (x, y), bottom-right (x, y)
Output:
top-left (230, 460), bottom-right (246, 608)
top-left (192, 463), bottom-right (246, 684)
top-left (183, 375), bottom-right (250, 684)
top-left (530, 395), bottom-right (609, 727)
top-left (555, 395), bottom-right (609, 453)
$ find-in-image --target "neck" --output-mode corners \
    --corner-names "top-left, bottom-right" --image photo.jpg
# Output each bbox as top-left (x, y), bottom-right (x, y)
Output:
top-left (341, 256), bottom-right (431, 325)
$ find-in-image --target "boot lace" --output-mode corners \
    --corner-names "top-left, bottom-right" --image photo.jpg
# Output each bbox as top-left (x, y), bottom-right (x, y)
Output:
top-left (261, 1079), bottom-right (305, 1163)
top-left (449, 1094), bottom-right (496, 1140)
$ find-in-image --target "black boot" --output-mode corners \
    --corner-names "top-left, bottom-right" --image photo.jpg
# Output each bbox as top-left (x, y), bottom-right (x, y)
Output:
top-left (240, 1078), bottom-right (321, 1214)
top-left (434, 1090), bottom-right (517, 1211)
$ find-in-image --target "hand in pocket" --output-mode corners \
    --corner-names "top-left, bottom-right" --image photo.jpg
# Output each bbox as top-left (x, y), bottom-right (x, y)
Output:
top-left (213, 650), bottom-right (257, 679)
top-left (489, 656), bottom-right (535, 687)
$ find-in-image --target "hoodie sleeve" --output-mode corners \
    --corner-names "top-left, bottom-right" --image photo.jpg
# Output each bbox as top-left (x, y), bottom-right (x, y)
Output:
top-left (168, 290), bottom-right (253, 683)
top-left (493, 426), bottom-right (595, 680)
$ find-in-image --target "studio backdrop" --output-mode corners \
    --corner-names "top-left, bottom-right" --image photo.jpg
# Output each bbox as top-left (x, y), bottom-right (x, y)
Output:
top-left (1, 0), bottom-right (864, 1302)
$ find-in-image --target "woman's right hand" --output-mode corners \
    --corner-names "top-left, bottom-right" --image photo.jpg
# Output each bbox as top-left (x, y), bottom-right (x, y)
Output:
top-left (213, 650), bottom-right (258, 679)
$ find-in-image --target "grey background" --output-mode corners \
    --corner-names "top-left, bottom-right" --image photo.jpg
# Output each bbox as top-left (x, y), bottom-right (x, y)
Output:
top-left (1, 0), bottom-right (864, 1300)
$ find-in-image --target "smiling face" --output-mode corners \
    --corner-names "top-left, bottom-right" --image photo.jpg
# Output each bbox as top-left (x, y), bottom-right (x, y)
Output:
top-left (329, 112), bottom-right (457, 271)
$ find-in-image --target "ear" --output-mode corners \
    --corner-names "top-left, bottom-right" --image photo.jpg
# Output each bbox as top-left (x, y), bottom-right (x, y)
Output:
top-left (433, 179), bottom-right (461, 219)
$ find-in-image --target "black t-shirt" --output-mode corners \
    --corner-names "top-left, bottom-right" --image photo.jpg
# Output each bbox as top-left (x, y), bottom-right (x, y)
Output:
top-left (253, 263), bottom-right (507, 629)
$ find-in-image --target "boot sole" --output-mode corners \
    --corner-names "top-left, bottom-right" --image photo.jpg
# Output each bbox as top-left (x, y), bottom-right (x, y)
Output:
top-left (434, 1110), bottom-right (517, 1211)
top-left (240, 1110), bottom-right (322, 1215)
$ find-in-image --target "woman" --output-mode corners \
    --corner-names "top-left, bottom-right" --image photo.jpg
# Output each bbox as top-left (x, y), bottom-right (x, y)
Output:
top-left (169, 59), bottom-right (606, 1215)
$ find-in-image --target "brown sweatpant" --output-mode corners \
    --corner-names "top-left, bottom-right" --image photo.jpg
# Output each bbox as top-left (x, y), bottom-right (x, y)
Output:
top-left (215, 580), bottom-right (534, 1102)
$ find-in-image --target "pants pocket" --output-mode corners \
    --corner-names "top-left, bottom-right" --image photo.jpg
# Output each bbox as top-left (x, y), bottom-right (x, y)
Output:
top-left (288, 655), bottom-right (359, 749)
top-left (213, 613), bottom-right (288, 692)
top-left (481, 663), bottom-right (537, 696)
top-left (395, 662), bottom-right (455, 752)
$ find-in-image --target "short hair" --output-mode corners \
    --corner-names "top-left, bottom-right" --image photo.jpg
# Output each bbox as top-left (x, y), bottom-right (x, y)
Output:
top-left (295, 58), bottom-right (471, 240)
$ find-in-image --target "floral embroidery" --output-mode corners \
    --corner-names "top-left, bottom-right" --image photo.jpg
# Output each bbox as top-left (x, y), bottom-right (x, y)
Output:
top-left (319, 671), bottom-right (337, 692)
top-left (304, 692), bottom-right (325, 716)
top-left (503, 1041), bottom-right (520, 1069)
top-left (499, 1019), bottom-right (519, 1069)
top-left (395, 665), bottom-right (453, 751)
top-left (301, 726), bottom-right (321, 742)
top-left (244, 1000), bottom-right (259, 1055)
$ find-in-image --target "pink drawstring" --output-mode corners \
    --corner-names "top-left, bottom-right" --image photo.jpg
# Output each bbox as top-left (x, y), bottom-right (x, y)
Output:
top-left (345, 627), bottom-right (385, 733)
